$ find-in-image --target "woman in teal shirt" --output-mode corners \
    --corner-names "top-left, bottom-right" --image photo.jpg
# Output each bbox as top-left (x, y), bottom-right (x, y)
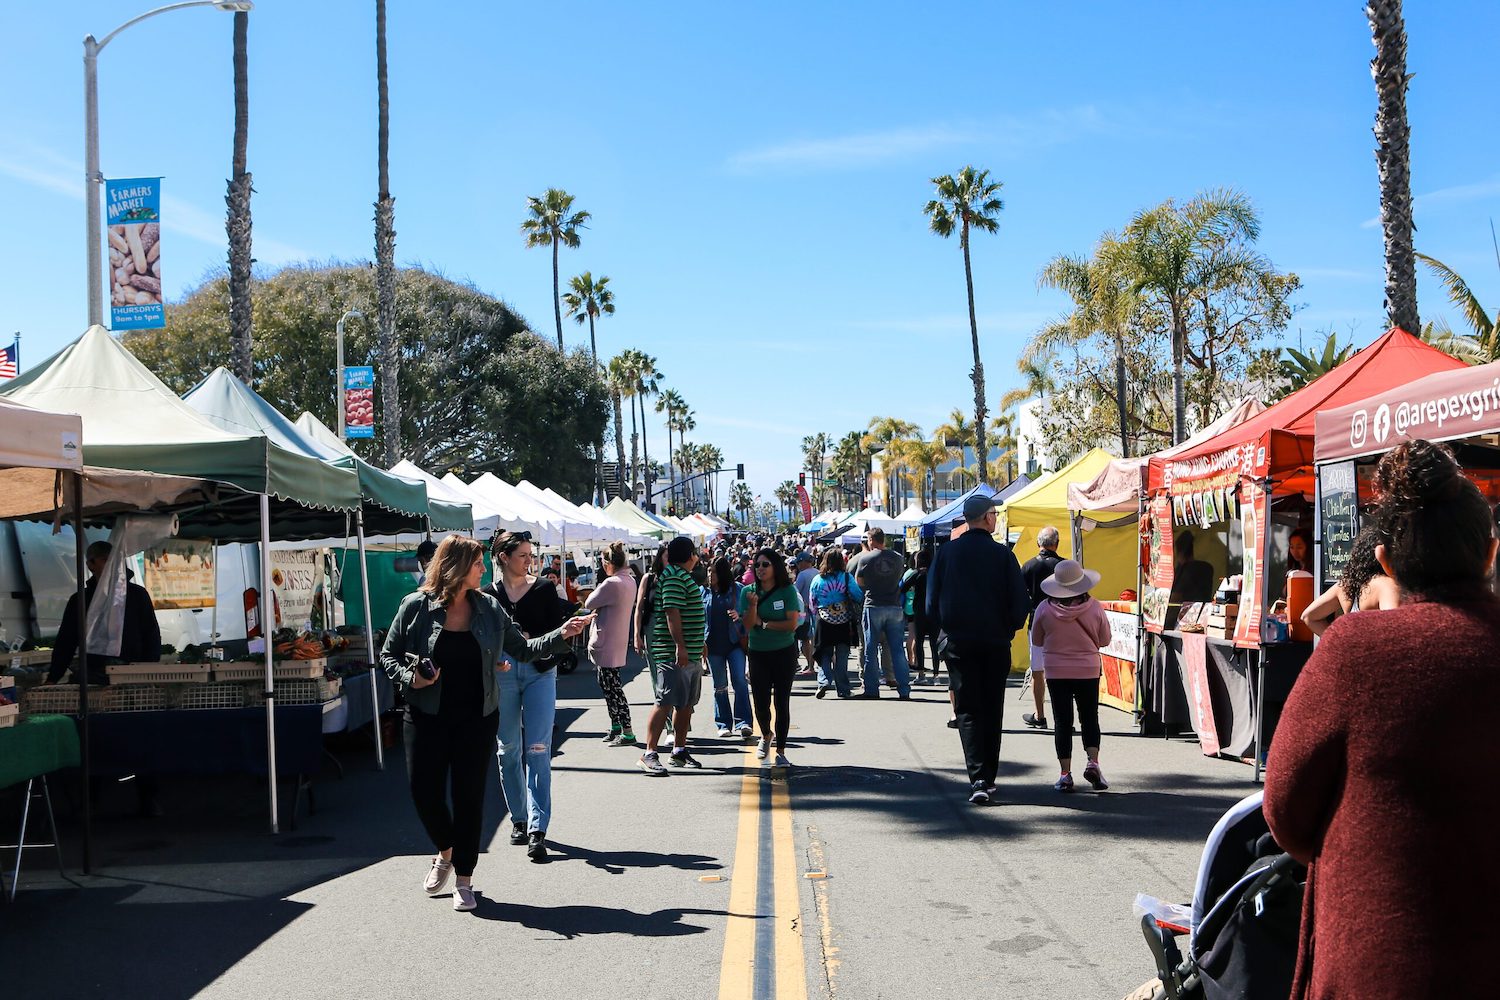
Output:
top-left (737, 548), bottom-right (803, 766)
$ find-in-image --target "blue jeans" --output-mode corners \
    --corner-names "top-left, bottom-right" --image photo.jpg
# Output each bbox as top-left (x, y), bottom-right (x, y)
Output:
top-left (707, 647), bottom-right (751, 731)
top-left (496, 659), bottom-right (556, 833)
top-left (816, 642), bottom-right (852, 697)
top-left (862, 606), bottom-right (910, 696)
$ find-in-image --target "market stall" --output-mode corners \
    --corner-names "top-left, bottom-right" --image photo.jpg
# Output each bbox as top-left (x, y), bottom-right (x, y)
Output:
top-left (916, 478), bottom-right (1031, 543)
top-left (1139, 327), bottom-right (1466, 773)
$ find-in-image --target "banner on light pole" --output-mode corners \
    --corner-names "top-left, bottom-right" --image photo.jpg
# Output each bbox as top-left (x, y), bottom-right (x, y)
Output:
top-left (343, 366), bottom-right (375, 438)
top-left (105, 177), bottom-right (163, 330)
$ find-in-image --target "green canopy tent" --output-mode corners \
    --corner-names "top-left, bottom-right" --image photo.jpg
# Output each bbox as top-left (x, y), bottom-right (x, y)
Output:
top-left (1, 326), bottom-right (364, 833)
top-left (604, 497), bottom-right (674, 540)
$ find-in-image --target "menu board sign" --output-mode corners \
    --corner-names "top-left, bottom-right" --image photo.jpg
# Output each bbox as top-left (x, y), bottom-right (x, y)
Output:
top-left (1320, 460), bottom-right (1358, 586)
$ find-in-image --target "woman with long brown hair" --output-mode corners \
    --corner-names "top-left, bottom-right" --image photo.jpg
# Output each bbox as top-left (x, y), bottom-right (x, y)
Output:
top-left (381, 535), bottom-right (592, 911)
top-left (738, 548), bottom-right (804, 766)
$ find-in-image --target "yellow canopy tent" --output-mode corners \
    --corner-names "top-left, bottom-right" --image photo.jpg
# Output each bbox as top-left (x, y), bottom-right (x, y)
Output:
top-left (998, 447), bottom-right (1134, 670)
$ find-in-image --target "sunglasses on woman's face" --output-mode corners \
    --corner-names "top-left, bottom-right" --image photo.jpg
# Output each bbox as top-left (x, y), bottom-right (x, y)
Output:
top-left (756, 561), bottom-right (773, 569)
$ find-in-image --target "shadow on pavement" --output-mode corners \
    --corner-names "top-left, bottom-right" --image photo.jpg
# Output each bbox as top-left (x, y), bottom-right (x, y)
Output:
top-left (471, 899), bottom-right (740, 938)
top-left (544, 840), bottom-right (723, 876)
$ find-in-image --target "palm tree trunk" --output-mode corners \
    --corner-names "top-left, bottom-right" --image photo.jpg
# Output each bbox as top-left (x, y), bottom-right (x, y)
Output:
top-left (629, 395), bottom-right (640, 501)
top-left (611, 388), bottom-right (626, 501)
top-left (1115, 334), bottom-right (1130, 457)
top-left (226, 11), bottom-right (253, 383)
top-left (1171, 304), bottom-right (1187, 444)
top-left (962, 221), bottom-right (989, 484)
top-left (552, 241), bottom-right (563, 349)
top-left (1368, 0), bottom-right (1420, 335)
top-left (639, 387), bottom-right (651, 509)
top-left (374, 0), bottom-right (401, 465)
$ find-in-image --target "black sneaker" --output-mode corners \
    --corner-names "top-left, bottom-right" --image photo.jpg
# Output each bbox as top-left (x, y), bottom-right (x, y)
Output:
top-left (968, 781), bottom-right (990, 805)
top-left (527, 831), bottom-right (547, 861)
top-left (1022, 712), bottom-right (1049, 730)
top-left (946, 718), bottom-right (959, 729)
top-left (509, 822), bottom-right (527, 845)
top-left (815, 686), bottom-right (829, 700)
top-left (669, 750), bottom-right (703, 769)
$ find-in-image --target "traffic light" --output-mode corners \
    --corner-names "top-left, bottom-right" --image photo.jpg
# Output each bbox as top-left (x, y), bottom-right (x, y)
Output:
top-left (736, 463), bottom-right (745, 480)
top-left (798, 472), bottom-right (805, 487)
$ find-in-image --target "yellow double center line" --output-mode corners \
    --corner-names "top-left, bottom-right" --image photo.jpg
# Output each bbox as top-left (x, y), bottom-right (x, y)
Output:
top-left (718, 745), bottom-right (808, 1000)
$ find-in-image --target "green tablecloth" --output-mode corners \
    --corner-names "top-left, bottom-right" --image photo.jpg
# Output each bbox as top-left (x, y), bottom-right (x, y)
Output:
top-left (0, 715), bottom-right (82, 790)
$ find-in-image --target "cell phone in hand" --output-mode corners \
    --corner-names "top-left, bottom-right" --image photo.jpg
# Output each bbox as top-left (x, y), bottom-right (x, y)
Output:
top-left (406, 652), bottom-right (437, 680)
top-left (571, 608), bottom-right (593, 618)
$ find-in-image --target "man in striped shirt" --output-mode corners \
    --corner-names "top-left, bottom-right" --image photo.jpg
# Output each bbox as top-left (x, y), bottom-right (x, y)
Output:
top-left (639, 535), bottom-right (706, 774)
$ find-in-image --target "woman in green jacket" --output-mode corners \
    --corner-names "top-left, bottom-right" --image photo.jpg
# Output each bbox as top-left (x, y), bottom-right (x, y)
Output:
top-left (381, 535), bottom-right (592, 911)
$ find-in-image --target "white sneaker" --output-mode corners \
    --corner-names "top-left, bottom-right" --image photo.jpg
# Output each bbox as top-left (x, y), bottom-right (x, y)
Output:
top-left (424, 857), bottom-right (452, 895)
top-left (452, 882), bottom-right (476, 911)
top-left (756, 739), bottom-right (770, 760)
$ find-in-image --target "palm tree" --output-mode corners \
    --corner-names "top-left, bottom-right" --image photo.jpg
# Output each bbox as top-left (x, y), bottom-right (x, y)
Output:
top-left (829, 430), bottom-right (867, 503)
top-left (863, 417), bottom-right (920, 512)
top-left (801, 432), bottom-right (830, 505)
top-left (373, 0), bottom-right (403, 464)
top-left (990, 410), bottom-right (1019, 483)
top-left (671, 408), bottom-right (697, 510)
top-left (924, 166), bottom-right (1005, 483)
top-left (901, 438), bottom-right (948, 509)
top-left (1367, 0), bottom-right (1419, 335)
top-left (774, 480), bottom-right (798, 523)
top-left (520, 189), bottom-right (590, 349)
top-left (699, 443), bottom-right (724, 511)
top-left (655, 388), bottom-right (686, 507)
top-left (562, 272), bottom-right (615, 362)
top-left (630, 355), bottom-right (660, 503)
top-left (935, 409), bottom-right (976, 493)
top-left (1417, 251), bottom-right (1495, 360)
top-left (226, 10), bottom-right (253, 384)
top-left (730, 481), bottom-right (754, 524)
top-left (1115, 190), bottom-right (1264, 443)
top-left (605, 354), bottom-right (633, 498)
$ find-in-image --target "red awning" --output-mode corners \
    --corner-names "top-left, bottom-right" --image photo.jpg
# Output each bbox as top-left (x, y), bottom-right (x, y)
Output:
top-left (1314, 358), bottom-right (1500, 462)
top-left (1147, 328), bottom-right (1467, 494)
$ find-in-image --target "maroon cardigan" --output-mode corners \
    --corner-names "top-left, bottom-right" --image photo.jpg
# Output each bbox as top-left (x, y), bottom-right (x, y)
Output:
top-left (1264, 596), bottom-right (1500, 999)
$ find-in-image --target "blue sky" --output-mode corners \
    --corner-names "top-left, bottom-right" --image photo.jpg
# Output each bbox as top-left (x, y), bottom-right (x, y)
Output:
top-left (3, 1), bottom-right (1497, 505)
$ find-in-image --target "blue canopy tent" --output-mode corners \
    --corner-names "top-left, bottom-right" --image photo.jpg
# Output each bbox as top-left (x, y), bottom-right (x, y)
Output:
top-left (918, 476), bottom-right (1032, 541)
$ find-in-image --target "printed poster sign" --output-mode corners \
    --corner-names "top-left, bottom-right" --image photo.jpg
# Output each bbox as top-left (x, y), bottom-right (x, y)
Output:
top-left (1098, 606), bottom-right (1139, 714)
top-left (1141, 495), bottom-right (1174, 632)
top-left (105, 177), bottom-right (164, 330)
top-left (1233, 484), bottom-right (1269, 648)
top-left (1180, 632), bottom-right (1221, 756)
top-left (344, 366), bottom-right (375, 439)
top-left (141, 539), bottom-right (216, 610)
top-left (270, 550), bottom-right (320, 629)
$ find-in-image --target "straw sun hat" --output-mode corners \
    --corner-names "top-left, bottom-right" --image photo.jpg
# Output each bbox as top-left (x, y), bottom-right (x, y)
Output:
top-left (1040, 559), bottom-right (1101, 599)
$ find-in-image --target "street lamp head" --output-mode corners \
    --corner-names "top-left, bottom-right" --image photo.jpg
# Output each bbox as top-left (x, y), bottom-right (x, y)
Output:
top-left (214, 1), bottom-right (255, 11)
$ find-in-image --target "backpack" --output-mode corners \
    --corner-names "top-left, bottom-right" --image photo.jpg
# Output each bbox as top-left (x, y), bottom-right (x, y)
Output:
top-left (816, 573), bottom-right (854, 625)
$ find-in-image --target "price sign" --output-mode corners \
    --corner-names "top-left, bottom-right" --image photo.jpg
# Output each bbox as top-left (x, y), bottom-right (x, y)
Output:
top-left (344, 366), bottom-right (375, 439)
top-left (1320, 460), bottom-right (1358, 585)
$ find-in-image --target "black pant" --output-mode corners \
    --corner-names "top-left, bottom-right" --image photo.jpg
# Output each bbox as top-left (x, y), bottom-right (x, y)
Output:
top-left (403, 707), bottom-right (499, 877)
top-left (947, 640), bottom-right (1010, 787)
top-left (910, 622), bottom-right (942, 674)
top-left (1047, 677), bottom-right (1102, 761)
top-left (749, 644), bottom-right (798, 751)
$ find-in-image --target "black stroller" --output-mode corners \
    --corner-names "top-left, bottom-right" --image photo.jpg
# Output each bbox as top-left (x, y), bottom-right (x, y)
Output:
top-left (1137, 791), bottom-right (1306, 1000)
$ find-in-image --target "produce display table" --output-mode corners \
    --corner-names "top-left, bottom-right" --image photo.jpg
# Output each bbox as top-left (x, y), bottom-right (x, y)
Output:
top-left (337, 669), bottom-right (392, 733)
top-left (78, 704), bottom-right (324, 778)
top-left (0, 715), bottom-right (80, 791)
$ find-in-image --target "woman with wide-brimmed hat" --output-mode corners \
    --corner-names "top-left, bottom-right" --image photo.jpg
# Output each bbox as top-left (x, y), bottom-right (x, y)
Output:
top-left (1029, 559), bottom-right (1112, 793)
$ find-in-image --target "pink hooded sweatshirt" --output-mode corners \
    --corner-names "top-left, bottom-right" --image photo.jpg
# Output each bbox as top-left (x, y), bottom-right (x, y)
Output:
top-left (1029, 597), bottom-right (1111, 680)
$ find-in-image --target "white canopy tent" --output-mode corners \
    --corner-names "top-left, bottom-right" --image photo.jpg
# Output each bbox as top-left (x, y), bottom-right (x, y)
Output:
top-left (386, 461), bottom-right (524, 539)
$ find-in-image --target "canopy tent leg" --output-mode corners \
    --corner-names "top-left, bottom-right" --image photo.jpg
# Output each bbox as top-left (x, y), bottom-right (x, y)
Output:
top-left (72, 472), bottom-right (92, 875)
top-left (355, 509), bottom-right (384, 770)
top-left (260, 494), bottom-right (279, 834)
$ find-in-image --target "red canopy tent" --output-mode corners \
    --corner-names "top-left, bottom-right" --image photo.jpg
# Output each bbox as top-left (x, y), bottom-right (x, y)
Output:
top-left (1141, 327), bottom-right (1466, 647)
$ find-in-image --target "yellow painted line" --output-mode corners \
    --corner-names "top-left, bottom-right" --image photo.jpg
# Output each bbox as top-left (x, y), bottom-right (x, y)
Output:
top-left (772, 774), bottom-right (809, 1000)
top-left (718, 744), bottom-right (761, 1000)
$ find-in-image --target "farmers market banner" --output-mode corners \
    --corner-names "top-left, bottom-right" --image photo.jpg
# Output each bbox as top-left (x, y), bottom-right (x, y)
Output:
top-left (141, 539), bottom-right (216, 610)
top-left (344, 366), bottom-right (375, 439)
top-left (105, 177), bottom-right (163, 330)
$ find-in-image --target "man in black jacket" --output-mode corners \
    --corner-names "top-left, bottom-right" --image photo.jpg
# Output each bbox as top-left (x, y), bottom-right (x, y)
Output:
top-left (926, 493), bottom-right (1029, 805)
top-left (48, 541), bottom-right (162, 684)
top-left (1019, 526), bottom-right (1064, 730)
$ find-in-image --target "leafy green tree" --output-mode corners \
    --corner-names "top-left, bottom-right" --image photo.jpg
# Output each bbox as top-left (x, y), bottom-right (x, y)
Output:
top-left (1367, 0), bottom-right (1419, 335)
top-left (935, 409), bottom-right (975, 493)
top-left (126, 264), bottom-right (607, 496)
top-left (521, 189), bottom-right (590, 349)
top-left (924, 166), bottom-right (1004, 483)
top-left (774, 480), bottom-right (798, 523)
top-left (226, 10), bottom-right (252, 383)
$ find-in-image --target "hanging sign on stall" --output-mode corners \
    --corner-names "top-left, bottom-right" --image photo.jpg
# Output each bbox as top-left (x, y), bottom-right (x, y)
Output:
top-left (105, 177), bottom-right (164, 331)
top-left (1319, 460), bottom-right (1358, 585)
top-left (1098, 602), bottom-right (1139, 713)
top-left (141, 539), bottom-right (216, 610)
top-left (344, 366), bottom-right (375, 439)
top-left (270, 550), bottom-right (321, 630)
top-left (1233, 484), bottom-right (1268, 648)
top-left (1180, 633), bottom-right (1221, 756)
top-left (1141, 495), bottom-right (1174, 632)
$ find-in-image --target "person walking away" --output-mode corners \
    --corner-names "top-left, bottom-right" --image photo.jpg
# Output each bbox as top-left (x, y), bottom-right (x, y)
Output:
top-left (639, 537), bottom-right (707, 774)
top-left (852, 527), bottom-right (912, 699)
top-left (809, 548), bottom-right (863, 699)
top-left (483, 531), bottom-right (566, 862)
top-left (1265, 439), bottom-right (1500, 998)
top-left (585, 541), bottom-right (637, 746)
top-left (1030, 560), bottom-right (1112, 792)
top-left (633, 543), bottom-right (669, 701)
top-left (926, 494), bottom-right (1029, 805)
top-left (739, 549), bottom-right (804, 766)
top-left (1019, 526), bottom-right (1065, 729)
top-left (792, 552), bottom-right (818, 676)
top-left (706, 557), bottom-right (753, 738)
top-left (382, 536), bottom-right (591, 909)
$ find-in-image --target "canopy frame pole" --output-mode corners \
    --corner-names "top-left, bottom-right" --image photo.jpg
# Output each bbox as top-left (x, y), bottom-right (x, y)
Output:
top-left (71, 472), bottom-right (92, 874)
top-left (260, 494), bottom-right (279, 834)
top-left (355, 508), bottom-right (383, 769)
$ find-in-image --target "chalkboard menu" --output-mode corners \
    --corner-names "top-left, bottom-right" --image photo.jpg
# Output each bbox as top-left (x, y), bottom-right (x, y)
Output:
top-left (1320, 460), bottom-right (1359, 585)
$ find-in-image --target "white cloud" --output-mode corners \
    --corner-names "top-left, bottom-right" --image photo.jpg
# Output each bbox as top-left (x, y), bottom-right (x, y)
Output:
top-left (1360, 175), bottom-right (1500, 228)
top-left (725, 107), bottom-right (1109, 174)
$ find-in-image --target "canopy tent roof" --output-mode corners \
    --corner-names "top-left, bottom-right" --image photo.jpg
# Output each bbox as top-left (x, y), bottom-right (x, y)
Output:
top-left (842, 507), bottom-right (917, 534)
top-left (294, 411), bottom-right (471, 531)
top-left (0, 394), bottom-right (82, 472)
top-left (579, 502), bottom-right (655, 545)
top-left (1068, 398), bottom-right (1267, 515)
top-left (604, 497), bottom-right (673, 540)
top-left (919, 476), bottom-right (1032, 540)
top-left (514, 480), bottom-right (615, 544)
top-left (894, 502), bottom-right (927, 522)
top-left (1314, 358), bottom-right (1500, 462)
top-left (388, 461), bottom-right (521, 538)
top-left (1147, 328), bottom-right (1467, 497)
top-left (455, 474), bottom-right (563, 544)
top-left (1001, 449), bottom-right (1118, 526)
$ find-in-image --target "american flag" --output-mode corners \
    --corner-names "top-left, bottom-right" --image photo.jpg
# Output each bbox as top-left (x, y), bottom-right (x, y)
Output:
top-left (0, 340), bottom-right (16, 380)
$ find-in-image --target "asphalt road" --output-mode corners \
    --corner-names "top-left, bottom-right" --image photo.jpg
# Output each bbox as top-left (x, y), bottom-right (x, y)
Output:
top-left (10, 657), bottom-right (1254, 999)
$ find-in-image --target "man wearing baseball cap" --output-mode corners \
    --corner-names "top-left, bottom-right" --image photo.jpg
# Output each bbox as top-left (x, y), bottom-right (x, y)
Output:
top-left (926, 491), bottom-right (1030, 805)
top-left (639, 536), bottom-right (706, 775)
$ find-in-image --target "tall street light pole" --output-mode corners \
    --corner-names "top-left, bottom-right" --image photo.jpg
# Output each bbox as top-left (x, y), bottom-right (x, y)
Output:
top-left (84, 1), bottom-right (252, 327)
top-left (335, 310), bottom-right (365, 439)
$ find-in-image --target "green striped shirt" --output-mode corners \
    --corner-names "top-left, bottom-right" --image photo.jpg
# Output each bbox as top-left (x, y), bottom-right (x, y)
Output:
top-left (650, 564), bottom-right (705, 664)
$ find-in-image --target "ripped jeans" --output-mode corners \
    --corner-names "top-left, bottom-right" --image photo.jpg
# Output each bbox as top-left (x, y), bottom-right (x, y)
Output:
top-left (496, 658), bottom-right (557, 834)
top-left (706, 646), bottom-right (751, 732)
